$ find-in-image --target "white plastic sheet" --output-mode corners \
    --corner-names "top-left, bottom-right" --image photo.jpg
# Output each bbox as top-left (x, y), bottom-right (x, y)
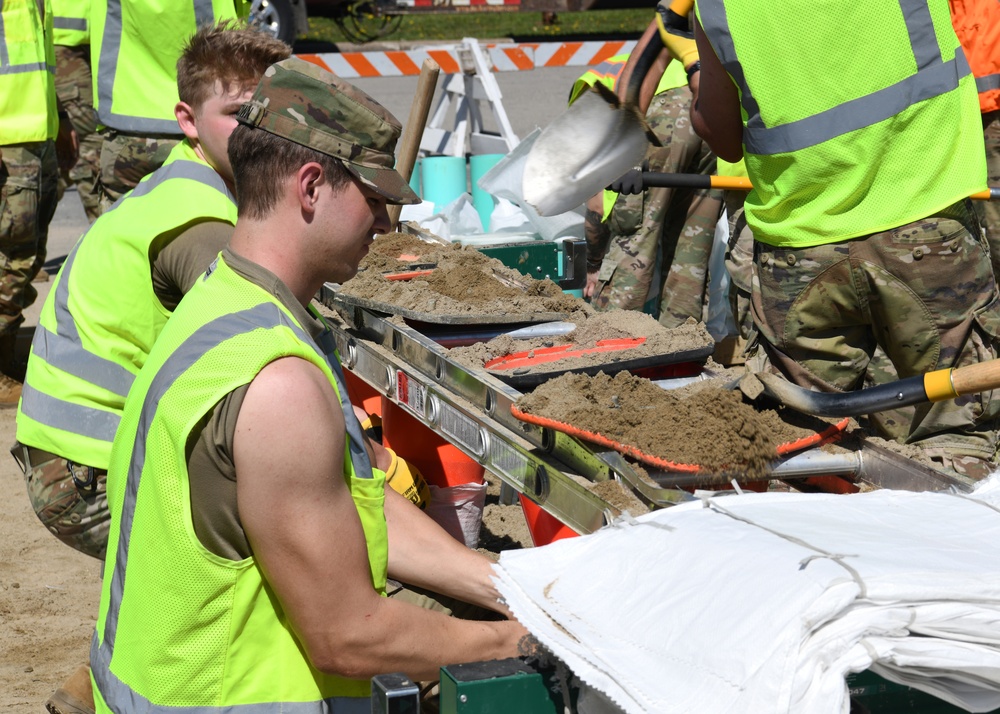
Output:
top-left (493, 477), bottom-right (1000, 714)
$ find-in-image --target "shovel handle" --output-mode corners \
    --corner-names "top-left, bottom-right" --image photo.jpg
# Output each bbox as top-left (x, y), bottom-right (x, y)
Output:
top-left (928, 359), bottom-right (1000, 402)
top-left (641, 172), bottom-right (998, 199)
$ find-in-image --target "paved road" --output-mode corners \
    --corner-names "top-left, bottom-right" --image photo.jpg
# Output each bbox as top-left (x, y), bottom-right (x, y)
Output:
top-left (45, 64), bottom-right (589, 263)
top-left (353, 65), bottom-right (586, 143)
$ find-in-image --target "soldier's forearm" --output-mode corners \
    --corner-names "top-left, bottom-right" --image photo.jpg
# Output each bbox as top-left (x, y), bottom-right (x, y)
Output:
top-left (585, 208), bottom-right (611, 270)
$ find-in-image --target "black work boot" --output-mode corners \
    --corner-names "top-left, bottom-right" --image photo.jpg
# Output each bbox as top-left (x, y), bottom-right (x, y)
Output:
top-left (0, 331), bottom-right (22, 408)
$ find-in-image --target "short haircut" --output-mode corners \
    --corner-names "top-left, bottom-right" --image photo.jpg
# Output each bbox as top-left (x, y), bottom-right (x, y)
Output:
top-left (228, 123), bottom-right (354, 219)
top-left (177, 21), bottom-right (291, 109)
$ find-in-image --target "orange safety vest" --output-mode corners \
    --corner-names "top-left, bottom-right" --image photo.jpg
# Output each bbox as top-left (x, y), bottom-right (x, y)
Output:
top-left (949, 0), bottom-right (1000, 113)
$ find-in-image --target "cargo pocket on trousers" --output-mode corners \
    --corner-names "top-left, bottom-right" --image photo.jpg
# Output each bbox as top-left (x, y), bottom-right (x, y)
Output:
top-left (0, 175), bottom-right (38, 263)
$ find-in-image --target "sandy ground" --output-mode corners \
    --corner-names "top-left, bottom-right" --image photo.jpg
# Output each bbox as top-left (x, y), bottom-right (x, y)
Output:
top-left (0, 189), bottom-right (101, 710)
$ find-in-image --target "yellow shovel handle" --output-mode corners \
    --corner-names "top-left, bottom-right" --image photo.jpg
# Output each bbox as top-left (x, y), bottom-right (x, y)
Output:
top-left (925, 359), bottom-right (1000, 402)
top-left (707, 175), bottom-right (997, 201)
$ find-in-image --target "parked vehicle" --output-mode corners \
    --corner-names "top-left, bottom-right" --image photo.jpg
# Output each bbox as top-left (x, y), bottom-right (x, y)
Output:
top-left (249, 0), bottom-right (646, 44)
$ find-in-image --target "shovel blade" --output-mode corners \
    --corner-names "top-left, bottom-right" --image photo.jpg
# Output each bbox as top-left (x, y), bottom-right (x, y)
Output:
top-left (522, 87), bottom-right (650, 216)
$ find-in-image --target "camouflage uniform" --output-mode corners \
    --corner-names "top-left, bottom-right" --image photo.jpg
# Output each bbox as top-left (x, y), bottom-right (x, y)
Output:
top-left (97, 131), bottom-right (179, 211)
top-left (746, 199), bottom-right (1000, 478)
top-left (14, 445), bottom-right (108, 559)
top-left (0, 142), bottom-right (59, 339)
top-left (53, 44), bottom-right (102, 222)
top-left (591, 86), bottom-right (723, 328)
top-left (723, 190), bottom-right (754, 340)
top-left (980, 111), bottom-right (1000, 279)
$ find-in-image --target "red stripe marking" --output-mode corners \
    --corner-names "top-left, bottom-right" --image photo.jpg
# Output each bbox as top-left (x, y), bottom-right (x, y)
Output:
top-left (590, 41), bottom-right (626, 64)
top-left (545, 41), bottom-right (582, 67)
top-left (502, 47), bottom-right (534, 71)
top-left (385, 51), bottom-right (422, 75)
top-left (427, 49), bottom-right (462, 73)
top-left (296, 54), bottom-right (331, 71)
top-left (342, 53), bottom-right (380, 78)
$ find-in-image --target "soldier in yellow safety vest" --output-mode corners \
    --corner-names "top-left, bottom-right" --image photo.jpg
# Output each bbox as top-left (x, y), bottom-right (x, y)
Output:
top-left (89, 0), bottom-right (249, 210)
top-left (686, 0), bottom-right (999, 479)
top-left (91, 57), bottom-right (529, 711)
top-left (0, 0), bottom-right (77, 406)
top-left (13, 23), bottom-right (290, 714)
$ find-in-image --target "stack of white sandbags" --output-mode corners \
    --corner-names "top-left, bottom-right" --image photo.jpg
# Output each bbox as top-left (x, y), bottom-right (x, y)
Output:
top-left (493, 476), bottom-right (1000, 714)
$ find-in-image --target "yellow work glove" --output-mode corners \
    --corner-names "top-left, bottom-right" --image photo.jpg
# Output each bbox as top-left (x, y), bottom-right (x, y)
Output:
top-left (384, 448), bottom-right (431, 510)
top-left (655, 0), bottom-right (699, 71)
top-left (360, 412), bottom-right (383, 442)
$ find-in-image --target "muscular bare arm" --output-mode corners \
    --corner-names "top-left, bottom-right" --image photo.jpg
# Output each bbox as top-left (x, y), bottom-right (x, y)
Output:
top-left (690, 19), bottom-right (744, 162)
top-left (235, 357), bottom-right (528, 682)
top-left (383, 485), bottom-right (512, 615)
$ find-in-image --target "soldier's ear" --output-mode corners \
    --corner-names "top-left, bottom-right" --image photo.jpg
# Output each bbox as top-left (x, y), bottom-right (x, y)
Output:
top-left (175, 101), bottom-right (199, 142)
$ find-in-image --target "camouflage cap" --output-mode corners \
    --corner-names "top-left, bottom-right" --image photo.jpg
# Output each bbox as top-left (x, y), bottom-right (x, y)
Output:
top-left (236, 56), bottom-right (420, 205)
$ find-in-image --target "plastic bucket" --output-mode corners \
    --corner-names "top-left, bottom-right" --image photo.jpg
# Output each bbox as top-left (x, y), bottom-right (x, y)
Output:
top-left (469, 153), bottom-right (504, 230)
top-left (420, 155), bottom-right (467, 209)
top-left (518, 494), bottom-right (580, 546)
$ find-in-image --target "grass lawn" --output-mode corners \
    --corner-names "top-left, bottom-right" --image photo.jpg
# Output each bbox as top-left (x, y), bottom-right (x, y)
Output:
top-left (303, 8), bottom-right (651, 44)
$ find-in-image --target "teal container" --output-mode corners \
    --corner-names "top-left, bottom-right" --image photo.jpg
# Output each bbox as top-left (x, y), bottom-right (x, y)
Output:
top-left (421, 155), bottom-right (467, 209)
top-left (408, 158), bottom-right (422, 198)
top-left (469, 153), bottom-right (504, 231)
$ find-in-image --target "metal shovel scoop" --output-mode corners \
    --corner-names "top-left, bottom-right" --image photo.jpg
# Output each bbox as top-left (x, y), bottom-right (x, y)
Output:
top-left (521, 20), bottom-right (668, 217)
top-left (751, 358), bottom-right (1000, 418)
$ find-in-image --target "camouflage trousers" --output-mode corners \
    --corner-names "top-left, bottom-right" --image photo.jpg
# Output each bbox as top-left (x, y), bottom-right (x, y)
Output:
top-left (747, 199), bottom-right (1000, 477)
top-left (54, 44), bottom-right (102, 223)
top-left (13, 443), bottom-right (109, 560)
top-left (97, 131), bottom-right (179, 211)
top-left (980, 111), bottom-right (1000, 281)
top-left (592, 86), bottom-right (723, 328)
top-left (0, 141), bottom-right (58, 337)
top-left (723, 190), bottom-right (754, 340)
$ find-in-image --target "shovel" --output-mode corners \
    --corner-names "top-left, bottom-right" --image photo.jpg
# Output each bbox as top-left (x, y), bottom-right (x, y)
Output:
top-left (521, 0), bottom-right (693, 217)
top-left (634, 172), bottom-right (999, 201)
top-left (752, 359), bottom-right (1000, 418)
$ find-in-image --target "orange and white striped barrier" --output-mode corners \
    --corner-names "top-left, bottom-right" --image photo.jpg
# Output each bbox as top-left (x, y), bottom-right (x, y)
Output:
top-left (297, 39), bottom-right (638, 78)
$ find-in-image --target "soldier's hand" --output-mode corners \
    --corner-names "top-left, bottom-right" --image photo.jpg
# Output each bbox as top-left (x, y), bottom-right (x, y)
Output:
top-left (655, 0), bottom-right (699, 70)
top-left (584, 269), bottom-right (600, 299)
top-left (55, 117), bottom-right (79, 174)
top-left (609, 166), bottom-right (645, 195)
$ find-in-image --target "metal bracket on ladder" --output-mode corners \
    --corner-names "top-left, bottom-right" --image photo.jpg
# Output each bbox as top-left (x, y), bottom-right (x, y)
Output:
top-left (420, 38), bottom-right (520, 158)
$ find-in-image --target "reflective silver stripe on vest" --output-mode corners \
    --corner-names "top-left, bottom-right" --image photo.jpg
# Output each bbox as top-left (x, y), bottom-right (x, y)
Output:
top-left (21, 382), bottom-right (121, 443)
top-left (97, 0), bottom-right (217, 133)
top-left (978, 73), bottom-right (1000, 94)
top-left (698, 0), bottom-right (973, 155)
top-left (0, 9), bottom-right (7, 66)
top-left (105, 158), bottom-right (235, 210)
top-left (0, 61), bottom-right (50, 74)
top-left (20, 160), bottom-right (234, 441)
top-left (90, 634), bottom-right (368, 714)
top-left (53, 16), bottom-right (87, 31)
top-left (93, 302), bottom-right (373, 712)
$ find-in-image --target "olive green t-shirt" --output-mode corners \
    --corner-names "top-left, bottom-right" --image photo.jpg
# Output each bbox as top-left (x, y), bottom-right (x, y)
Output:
top-left (150, 219), bottom-right (233, 311)
top-left (185, 247), bottom-right (328, 560)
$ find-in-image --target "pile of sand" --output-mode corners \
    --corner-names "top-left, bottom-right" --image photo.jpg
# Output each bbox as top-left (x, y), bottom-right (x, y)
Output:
top-left (515, 371), bottom-right (828, 479)
top-left (340, 233), bottom-right (585, 318)
top-left (451, 311), bottom-right (714, 378)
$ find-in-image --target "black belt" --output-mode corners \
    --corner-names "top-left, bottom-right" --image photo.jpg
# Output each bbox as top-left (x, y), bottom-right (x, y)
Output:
top-left (26, 446), bottom-right (62, 465)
